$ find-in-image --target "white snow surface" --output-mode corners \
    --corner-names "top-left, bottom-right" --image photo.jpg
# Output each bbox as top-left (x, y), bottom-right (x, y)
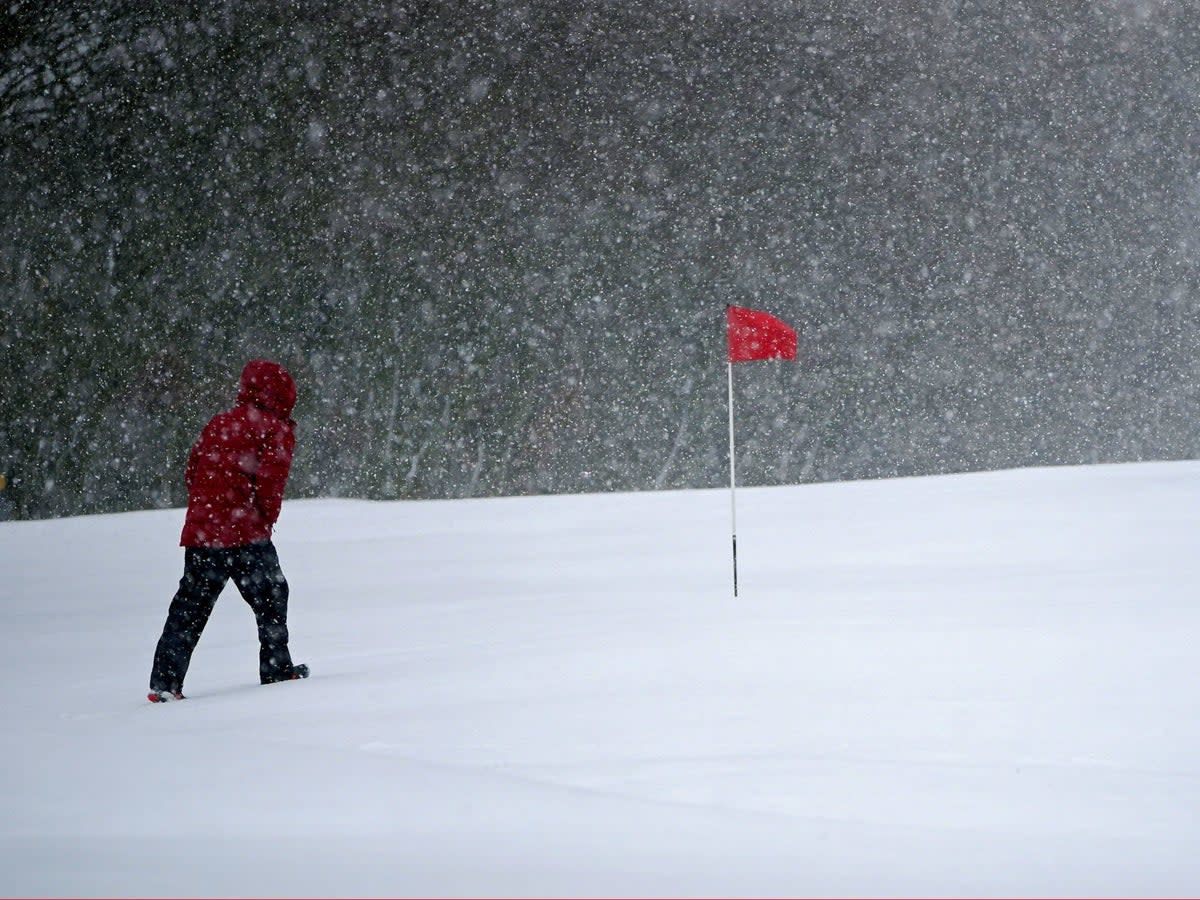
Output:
top-left (3, 461), bottom-right (1200, 897)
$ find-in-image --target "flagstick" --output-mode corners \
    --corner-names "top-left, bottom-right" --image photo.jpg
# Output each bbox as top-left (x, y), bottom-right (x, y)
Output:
top-left (726, 359), bottom-right (738, 598)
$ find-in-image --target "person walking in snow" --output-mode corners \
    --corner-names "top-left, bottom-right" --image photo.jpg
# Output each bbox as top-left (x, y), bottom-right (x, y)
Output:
top-left (148, 360), bottom-right (308, 702)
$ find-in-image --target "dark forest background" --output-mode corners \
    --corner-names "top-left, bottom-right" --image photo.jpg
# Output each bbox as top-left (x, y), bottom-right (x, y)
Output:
top-left (4, 0), bottom-right (1200, 520)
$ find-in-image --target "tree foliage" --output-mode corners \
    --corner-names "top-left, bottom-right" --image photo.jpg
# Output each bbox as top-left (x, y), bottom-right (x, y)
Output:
top-left (4, 0), bottom-right (1200, 519)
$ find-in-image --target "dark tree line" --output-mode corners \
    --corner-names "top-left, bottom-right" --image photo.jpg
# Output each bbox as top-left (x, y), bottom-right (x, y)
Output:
top-left (4, 0), bottom-right (1200, 520)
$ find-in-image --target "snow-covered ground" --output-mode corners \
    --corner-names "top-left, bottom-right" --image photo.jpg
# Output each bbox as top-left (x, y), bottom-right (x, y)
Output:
top-left (3, 461), bottom-right (1200, 897)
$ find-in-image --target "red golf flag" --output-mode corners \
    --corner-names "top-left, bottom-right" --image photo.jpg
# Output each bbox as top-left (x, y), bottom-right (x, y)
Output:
top-left (726, 305), bottom-right (797, 363)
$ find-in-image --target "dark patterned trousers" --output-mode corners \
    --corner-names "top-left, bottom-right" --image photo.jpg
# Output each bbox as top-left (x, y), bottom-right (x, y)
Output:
top-left (150, 540), bottom-right (296, 692)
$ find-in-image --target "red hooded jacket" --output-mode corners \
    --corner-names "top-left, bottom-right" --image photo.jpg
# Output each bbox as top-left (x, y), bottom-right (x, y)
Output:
top-left (180, 360), bottom-right (297, 548)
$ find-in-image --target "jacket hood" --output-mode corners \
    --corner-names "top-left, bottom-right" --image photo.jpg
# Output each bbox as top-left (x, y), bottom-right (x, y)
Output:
top-left (237, 359), bottom-right (296, 419)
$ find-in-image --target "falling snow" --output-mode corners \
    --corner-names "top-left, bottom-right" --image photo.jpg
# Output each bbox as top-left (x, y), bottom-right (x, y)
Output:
top-left (3, 1), bottom-right (1200, 520)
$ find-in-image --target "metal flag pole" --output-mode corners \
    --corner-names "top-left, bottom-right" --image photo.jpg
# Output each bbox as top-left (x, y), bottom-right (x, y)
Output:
top-left (727, 358), bottom-right (738, 598)
top-left (724, 303), bottom-right (797, 600)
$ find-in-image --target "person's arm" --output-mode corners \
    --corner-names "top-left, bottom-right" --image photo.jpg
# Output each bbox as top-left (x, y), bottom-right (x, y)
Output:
top-left (254, 420), bottom-right (295, 525)
top-left (184, 432), bottom-right (203, 490)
